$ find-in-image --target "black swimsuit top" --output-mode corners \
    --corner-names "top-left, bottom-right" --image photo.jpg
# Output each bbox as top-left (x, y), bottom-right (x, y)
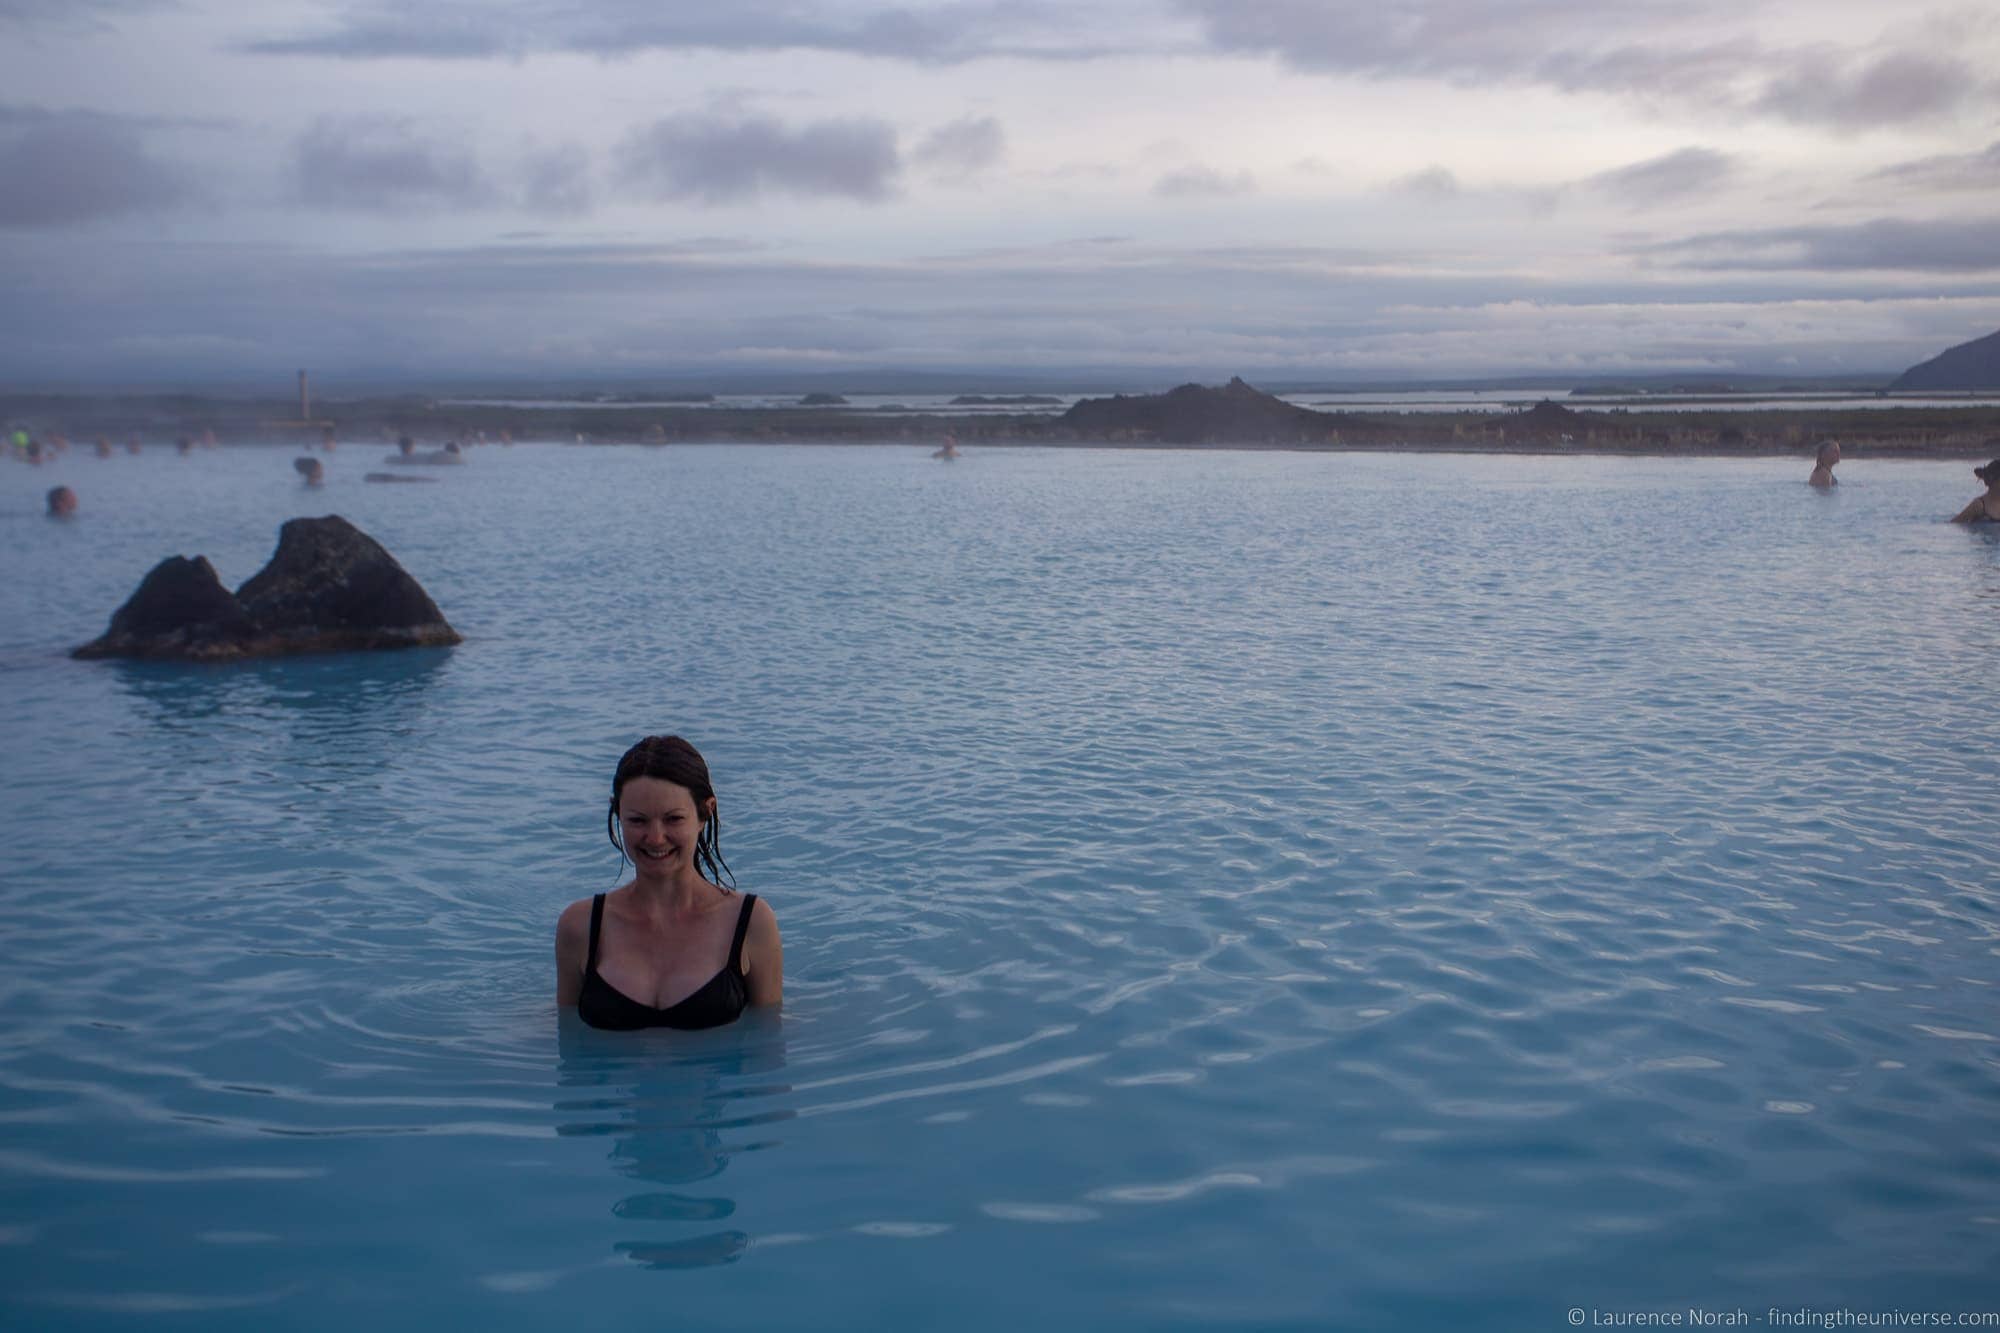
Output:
top-left (578, 892), bottom-right (758, 1031)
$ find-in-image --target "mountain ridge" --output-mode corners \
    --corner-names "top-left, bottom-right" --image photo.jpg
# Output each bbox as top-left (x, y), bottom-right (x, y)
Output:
top-left (1891, 328), bottom-right (2000, 391)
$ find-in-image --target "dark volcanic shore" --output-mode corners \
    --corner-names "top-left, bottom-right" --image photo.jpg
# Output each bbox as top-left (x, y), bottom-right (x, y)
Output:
top-left (6, 381), bottom-right (1999, 459)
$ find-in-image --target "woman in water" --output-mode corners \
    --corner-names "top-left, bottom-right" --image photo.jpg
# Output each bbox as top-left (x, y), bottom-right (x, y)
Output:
top-left (1950, 459), bottom-right (2000, 524)
top-left (1808, 440), bottom-right (1839, 489)
top-left (556, 736), bottom-right (781, 1029)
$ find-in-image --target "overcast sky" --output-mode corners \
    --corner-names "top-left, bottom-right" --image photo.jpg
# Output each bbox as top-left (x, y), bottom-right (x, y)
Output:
top-left (3, 0), bottom-right (1998, 387)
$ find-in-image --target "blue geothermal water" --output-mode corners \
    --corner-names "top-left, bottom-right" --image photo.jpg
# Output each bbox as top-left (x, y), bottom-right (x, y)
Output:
top-left (2, 441), bottom-right (1998, 1330)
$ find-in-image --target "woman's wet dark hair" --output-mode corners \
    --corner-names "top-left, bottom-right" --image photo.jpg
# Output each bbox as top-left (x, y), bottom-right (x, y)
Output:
top-left (1977, 460), bottom-right (2000, 486)
top-left (607, 735), bottom-right (734, 889)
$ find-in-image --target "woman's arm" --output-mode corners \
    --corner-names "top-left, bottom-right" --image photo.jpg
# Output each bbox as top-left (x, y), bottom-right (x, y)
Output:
top-left (554, 899), bottom-right (590, 1005)
top-left (1950, 498), bottom-right (1984, 524)
top-left (742, 898), bottom-right (783, 1007)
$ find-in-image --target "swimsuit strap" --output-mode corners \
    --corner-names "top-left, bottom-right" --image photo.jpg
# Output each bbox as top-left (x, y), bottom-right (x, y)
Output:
top-left (586, 893), bottom-right (606, 975)
top-left (729, 894), bottom-right (759, 976)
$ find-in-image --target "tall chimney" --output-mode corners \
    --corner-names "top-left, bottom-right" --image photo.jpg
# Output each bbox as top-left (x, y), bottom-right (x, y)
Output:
top-left (298, 369), bottom-right (310, 422)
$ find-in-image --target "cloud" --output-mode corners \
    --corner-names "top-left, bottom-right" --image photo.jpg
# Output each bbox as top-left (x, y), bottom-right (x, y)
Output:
top-left (616, 112), bottom-right (900, 204)
top-left (1866, 139), bottom-right (2000, 192)
top-left (294, 117), bottom-right (492, 212)
top-left (242, 1), bottom-right (1147, 63)
top-left (520, 143), bottom-right (593, 215)
top-left (1379, 148), bottom-right (1731, 214)
top-left (1390, 166), bottom-right (1461, 201)
top-left (1584, 146), bottom-right (1735, 207)
top-left (1183, 0), bottom-right (1755, 92)
top-left (1638, 217), bottom-right (2000, 273)
top-left (1152, 165), bottom-right (1255, 198)
top-left (5, 231), bottom-right (1999, 385)
top-left (1753, 49), bottom-right (1982, 133)
top-left (1179, 0), bottom-right (1998, 130)
top-left (0, 102), bottom-right (228, 133)
top-left (0, 106), bottom-right (190, 227)
top-left (911, 115), bottom-right (1005, 178)
top-left (0, 0), bottom-right (164, 26)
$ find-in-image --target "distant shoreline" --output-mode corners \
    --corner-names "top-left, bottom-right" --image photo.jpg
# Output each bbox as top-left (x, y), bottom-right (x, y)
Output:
top-left (553, 436), bottom-right (1995, 462)
top-left (4, 390), bottom-right (1996, 461)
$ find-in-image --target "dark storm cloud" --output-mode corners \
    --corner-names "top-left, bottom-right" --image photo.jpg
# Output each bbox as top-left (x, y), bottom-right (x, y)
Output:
top-left (1179, 0), bottom-right (1994, 130)
top-left (1585, 147), bottom-right (1735, 207)
top-left (616, 113), bottom-right (900, 204)
top-left (1152, 165), bottom-right (1255, 198)
top-left (1866, 140), bottom-right (2000, 192)
top-left (0, 106), bottom-right (191, 227)
top-left (910, 115), bottom-right (1004, 177)
top-left (242, 1), bottom-right (1140, 63)
top-left (1639, 217), bottom-right (2000, 273)
top-left (294, 118), bottom-right (493, 212)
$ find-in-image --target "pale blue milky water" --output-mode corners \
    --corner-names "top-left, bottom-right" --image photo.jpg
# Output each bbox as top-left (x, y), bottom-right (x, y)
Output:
top-left (1, 442), bottom-right (1997, 1330)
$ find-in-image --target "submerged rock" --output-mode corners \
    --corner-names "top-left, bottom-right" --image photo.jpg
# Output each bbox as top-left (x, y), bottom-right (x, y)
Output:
top-left (73, 516), bottom-right (461, 661)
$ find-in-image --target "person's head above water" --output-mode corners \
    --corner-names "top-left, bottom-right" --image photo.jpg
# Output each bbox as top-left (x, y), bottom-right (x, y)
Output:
top-left (1816, 440), bottom-right (1841, 467)
top-left (606, 735), bottom-right (732, 887)
top-left (1977, 459), bottom-right (2000, 489)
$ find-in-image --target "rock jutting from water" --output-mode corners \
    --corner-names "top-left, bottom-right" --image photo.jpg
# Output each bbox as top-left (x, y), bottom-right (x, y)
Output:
top-left (72, 515), bottom-right (462, 661)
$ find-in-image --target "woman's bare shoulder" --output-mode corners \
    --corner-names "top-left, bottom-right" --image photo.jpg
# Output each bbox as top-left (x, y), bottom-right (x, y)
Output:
top-left (555, 896), bottom-right (596, 941)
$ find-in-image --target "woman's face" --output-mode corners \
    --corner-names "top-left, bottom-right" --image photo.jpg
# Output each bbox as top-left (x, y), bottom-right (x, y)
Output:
top-left (618, 776), bottom-right (708, 879)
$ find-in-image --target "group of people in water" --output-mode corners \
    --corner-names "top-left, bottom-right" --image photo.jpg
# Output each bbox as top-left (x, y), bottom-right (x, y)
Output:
top-left (15, 425), bottom-right (223, 516)
top-left (1806, 438), bottom-right (1999, 523)
top-left (8, 424), bottom-right (511, 508)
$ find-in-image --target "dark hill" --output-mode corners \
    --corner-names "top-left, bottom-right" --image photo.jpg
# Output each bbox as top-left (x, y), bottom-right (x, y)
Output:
top-left (1891, 328), bottom-right (2000, 391)
top-left (1060, 377), bottom-right (1350, 444)
top-left (1483, 399), bottom-right (1596, 442)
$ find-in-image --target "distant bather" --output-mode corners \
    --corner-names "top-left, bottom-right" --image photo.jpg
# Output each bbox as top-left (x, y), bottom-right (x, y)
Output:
top-left (1808, 440), bottom-right (1840, 489)
top-left (1950, 459), bottom-right (2000, 524)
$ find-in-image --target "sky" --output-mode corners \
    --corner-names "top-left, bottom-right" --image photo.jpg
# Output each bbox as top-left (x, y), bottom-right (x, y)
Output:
top-left (3, 0), bottom-right (1999, 388)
